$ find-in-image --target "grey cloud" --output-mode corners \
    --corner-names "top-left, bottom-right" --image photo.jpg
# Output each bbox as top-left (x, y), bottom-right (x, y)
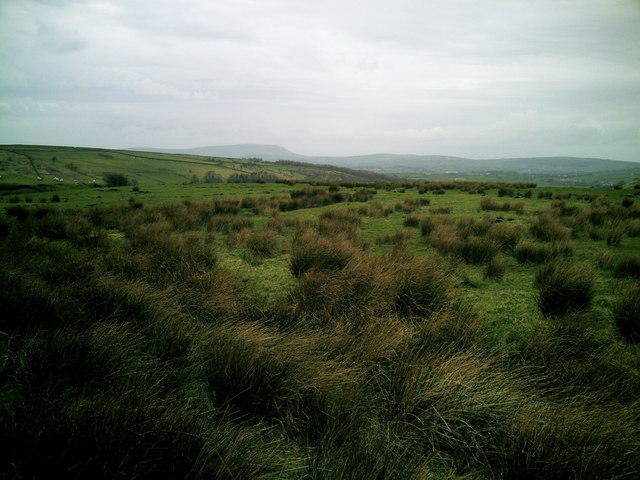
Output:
top-left (0, 0), bottom-right (639, 161)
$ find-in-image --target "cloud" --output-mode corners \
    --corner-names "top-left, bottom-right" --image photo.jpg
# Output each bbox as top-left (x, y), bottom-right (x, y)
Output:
top-left (0, 0), bottom-right (639, 160)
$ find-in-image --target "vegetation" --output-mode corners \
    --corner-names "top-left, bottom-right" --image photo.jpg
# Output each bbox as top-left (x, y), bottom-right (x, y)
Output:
top-left (1, 155), bottom-right (640, 479)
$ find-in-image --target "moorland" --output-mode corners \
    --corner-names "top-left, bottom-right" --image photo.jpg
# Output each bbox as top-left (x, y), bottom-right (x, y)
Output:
top-left (1, 145), bottom-right (640, 479)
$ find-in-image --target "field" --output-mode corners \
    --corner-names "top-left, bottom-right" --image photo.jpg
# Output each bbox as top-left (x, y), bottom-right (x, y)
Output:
top-left (2, 174), bottom-right (640, 478)
top-left (0, 145), bottom-right (395, 187)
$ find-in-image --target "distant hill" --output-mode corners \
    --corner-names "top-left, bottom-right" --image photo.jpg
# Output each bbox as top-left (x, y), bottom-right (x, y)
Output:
top-left (136, 145), bottom-right (640, 186)
top-left (0, 145), bottom-right (396, 186)
top-left (132, 144), bottom-right (307, 162)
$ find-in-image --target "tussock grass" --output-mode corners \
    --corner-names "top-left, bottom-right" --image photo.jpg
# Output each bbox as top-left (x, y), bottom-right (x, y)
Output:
top-left (514, 240), bottom-right (553, 264)
top-left (484, 257), bottom-right (506, 281)
top-left (2, 183), bottom-right (640, 479)
top-left (534, 260), bottom-right (595, 316)
top-left (530, 215), bottom-right (571, 242)
top-left (486, 223), bottom-right (523, 252)
top-left (289, 229), bottom-right (358, 277)
top-left (613, 283), bottom-right (640, 343)
top-left (376, 229), bottom-right (413, 247)
top-left (613, 254), bottom-right (640, 278)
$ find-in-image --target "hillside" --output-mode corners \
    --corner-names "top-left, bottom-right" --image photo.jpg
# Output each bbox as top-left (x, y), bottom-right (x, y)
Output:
top-left (144, 144), bottom-right (640, 186)
top-left (0, 145), bottom-right (396, 186)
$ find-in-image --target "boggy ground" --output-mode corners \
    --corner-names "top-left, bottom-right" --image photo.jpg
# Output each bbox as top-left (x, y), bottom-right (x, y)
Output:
top-left (1, 181), bottom-right (640, 479)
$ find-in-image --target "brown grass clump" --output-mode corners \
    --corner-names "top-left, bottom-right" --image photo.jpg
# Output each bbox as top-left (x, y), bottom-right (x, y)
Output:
top-left (318, 207), bottom-right (362, 239)
top-left (484, 257), bottom-right (506, 281)
top-left (514, 240), bottom-right (553, 264)
top-left (403, 214), bottom-right (421, 228)
top-left (534, 260), bottom-right (595, 316)
top-left (390, 255), bottom-right (455, 317)
top-left (612, 283), bottom-right (640, 343)
top-left (244, 229), bottom-right (279, 260)
top-left (375, 229), bottom-right (413, 247)
top-left (486, 223), bottom-right (523, 252)
top-left (613, 254), bottom-right (640, 278)
top-left (289, 229), bottom-right (359, 277)
top-left (208, 214), bottom-right (253, 234)
top-left (530, 215), bottom-right (571, 242)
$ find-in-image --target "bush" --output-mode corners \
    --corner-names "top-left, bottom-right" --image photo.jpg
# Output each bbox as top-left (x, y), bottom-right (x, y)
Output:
top-left (613, 283), bottom-right (640, 343)
top-left (103, 172), bottom-right (129, 187)
top-left (534, 260), bottom-right (595, 316)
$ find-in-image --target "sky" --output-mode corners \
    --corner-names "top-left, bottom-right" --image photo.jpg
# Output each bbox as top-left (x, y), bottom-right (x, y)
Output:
top-left (1, 0), bottom-right (639, 161)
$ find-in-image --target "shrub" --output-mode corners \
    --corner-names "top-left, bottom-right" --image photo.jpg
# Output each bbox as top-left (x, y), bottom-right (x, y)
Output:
top-left (534, 260), bottom-right (595, 316)
top-left (613, 283), bottom-right (640, 343)
top-left (103, 172), bottom-right (129, 187)
top-left (613, 254), bottom-right (640, 278)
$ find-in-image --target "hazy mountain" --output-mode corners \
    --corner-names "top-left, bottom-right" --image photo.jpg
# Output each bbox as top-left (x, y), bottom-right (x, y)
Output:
top-left (135, 144), bottom-right (639, 176)
top-left (132, 144), bottom-right (306, 161)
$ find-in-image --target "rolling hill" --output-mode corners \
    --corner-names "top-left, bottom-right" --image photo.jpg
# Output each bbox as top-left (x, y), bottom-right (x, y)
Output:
top-left (0, 145), bottom-right (396, 186)
top-left (137, 144), bottom-right (640, 186)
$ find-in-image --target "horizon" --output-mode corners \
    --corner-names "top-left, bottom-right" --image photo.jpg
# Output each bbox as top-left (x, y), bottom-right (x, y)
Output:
top-left (1, 142), bottom-right (634, 163)
top-left (1, 1), bottom-right (639, 161)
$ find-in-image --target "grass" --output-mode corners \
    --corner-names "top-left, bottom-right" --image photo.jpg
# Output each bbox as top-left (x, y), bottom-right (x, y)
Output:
top-left (2, 177), bottom-right (640, 479)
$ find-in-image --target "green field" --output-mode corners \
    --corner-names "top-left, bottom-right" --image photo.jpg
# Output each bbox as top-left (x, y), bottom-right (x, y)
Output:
top-left (2, 153), bottom-right (640, 478)
top-left (0, 145), bottom-right (396, 187)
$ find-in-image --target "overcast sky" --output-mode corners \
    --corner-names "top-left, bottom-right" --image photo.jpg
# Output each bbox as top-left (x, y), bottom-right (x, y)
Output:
top-left (1, 0), bottom-right (639, 160)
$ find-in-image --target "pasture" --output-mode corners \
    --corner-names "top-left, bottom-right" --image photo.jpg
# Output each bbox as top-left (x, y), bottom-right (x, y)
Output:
top-left (1, 178), bottom-right (640, 479)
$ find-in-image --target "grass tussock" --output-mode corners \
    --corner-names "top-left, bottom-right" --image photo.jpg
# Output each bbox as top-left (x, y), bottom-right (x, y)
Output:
top-left (530, 215), bottom-right (571, 242)
top-left (2, 185), bottom-right (640, 479)
top-left (484, 257), bottom-right (506, 281)
top-left (534, 260), bottom-right (595, 316)
top-left (613, 254), bottom-right (640, 278)
top-left (613, 283), bottom-right (640, 343)
top-left (289, 229), bottom-right (359, 277)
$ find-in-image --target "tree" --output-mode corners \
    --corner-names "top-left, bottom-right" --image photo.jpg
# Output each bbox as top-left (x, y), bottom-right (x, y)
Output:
top-left (103, 173), bottom-right (129, 187)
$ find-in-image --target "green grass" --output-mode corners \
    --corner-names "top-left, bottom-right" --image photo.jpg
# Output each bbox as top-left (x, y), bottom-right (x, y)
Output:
top-left (2, 170), bottom-right (640, 478)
